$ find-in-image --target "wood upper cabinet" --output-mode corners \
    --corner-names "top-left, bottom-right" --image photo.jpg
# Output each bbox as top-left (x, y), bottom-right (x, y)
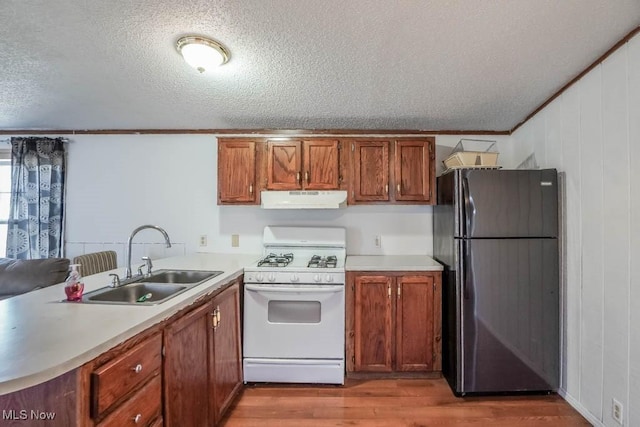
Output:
top-left (348, 271), bottom-right (442, 374)
top-left (218, 139), bottom-right (258, 204)
top-left (394, 139), bottom-right (434, 202)
top-left (164, 280), bottom-right (242, 427)
top-left (267, 138), bottom-right (340, 190)
top-left (267, 139), bottom-right (302, 189)
top-left (349, 137), bottom-right (435, 204)
top-left (303, 139), bottom-right (340, 189)
top-left (351, 140), bottom-right (390, 202)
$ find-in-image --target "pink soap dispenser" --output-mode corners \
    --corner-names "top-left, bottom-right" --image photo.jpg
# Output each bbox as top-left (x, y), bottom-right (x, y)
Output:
top-left (64, 264), bottom-right (85, 301)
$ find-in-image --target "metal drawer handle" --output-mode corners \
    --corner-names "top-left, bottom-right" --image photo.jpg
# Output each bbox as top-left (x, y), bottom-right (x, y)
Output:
top-left (132, 364), bottom-right (143, 374)
top-left (133, 414), bottom-right (142, 423)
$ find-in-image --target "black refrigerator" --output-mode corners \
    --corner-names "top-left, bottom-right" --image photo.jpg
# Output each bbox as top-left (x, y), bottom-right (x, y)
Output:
top-left (433, 168), bottom-right (559, 396)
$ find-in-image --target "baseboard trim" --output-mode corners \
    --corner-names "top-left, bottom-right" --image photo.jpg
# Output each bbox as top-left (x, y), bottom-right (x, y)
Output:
top-left (558, 388), bottom-right (603, 427)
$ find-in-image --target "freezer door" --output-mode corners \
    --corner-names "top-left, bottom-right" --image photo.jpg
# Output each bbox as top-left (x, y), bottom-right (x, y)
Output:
top-left (458, 169), bottom-right (558, 238)
top-left (457, 238), bottom-right (559, 394)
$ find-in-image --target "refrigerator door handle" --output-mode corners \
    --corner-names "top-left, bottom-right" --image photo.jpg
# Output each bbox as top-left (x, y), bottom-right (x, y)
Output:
top-left (462, 177), bottom-right (471, 236)
top-left (459, 241), bottom-right (469, 300)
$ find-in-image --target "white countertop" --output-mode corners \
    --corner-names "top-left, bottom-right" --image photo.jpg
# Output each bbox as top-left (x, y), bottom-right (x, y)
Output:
top-left (346, 255), bottom-right (443, 271)
top-left (0, 252), bottom-right (260, 396)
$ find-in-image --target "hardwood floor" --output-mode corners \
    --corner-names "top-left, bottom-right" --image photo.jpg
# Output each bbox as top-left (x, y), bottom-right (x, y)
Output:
top-left (221, 378), bottom-right (590, 426)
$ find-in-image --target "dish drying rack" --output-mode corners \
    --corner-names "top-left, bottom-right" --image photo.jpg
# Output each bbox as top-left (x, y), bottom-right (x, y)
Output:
top-left (443, 139), bottom-right (500, 172)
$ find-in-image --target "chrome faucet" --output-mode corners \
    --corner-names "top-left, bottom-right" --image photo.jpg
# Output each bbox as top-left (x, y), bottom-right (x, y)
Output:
top-left (125, 225), bottom-right (172, 279)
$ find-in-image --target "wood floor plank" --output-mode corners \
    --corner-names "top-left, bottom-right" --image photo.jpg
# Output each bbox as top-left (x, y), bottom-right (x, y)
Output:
top-left (221, 378), bottom-right (589, 426)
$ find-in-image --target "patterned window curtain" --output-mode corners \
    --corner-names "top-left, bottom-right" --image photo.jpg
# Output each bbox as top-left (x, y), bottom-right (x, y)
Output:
top-left (6, 137), bottom-right (66, 259)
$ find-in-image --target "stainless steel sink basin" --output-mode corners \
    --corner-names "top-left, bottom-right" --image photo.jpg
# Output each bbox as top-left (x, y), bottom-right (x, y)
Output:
top-left (83, 283), bottom-right (188, 305)
top-left (139, 269), bottom-right (223, 284)
top-left (80, 270), bottom-right (224, 305)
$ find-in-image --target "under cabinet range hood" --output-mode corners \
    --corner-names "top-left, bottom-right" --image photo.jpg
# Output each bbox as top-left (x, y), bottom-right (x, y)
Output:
top-left (260, 190), bottom-right (348, 209)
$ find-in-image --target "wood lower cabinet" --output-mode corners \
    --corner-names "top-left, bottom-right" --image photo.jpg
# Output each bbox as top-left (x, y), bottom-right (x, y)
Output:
top-left (0, 279), bottom-right (242, 427)
top-left (88, 332), bottom-right (163, 425)
top-left (210, 283), bottom-right (243, 423)
top-left (163, 302), bottom-right (211, 426)
top-left (347, 271), bottom-right (442, 375)
top-left (164, 280), bottom-right (242, 427)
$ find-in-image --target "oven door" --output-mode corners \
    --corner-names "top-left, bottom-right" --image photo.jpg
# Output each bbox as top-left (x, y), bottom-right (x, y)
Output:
top-left (243, 283), bottom-right (345, 359)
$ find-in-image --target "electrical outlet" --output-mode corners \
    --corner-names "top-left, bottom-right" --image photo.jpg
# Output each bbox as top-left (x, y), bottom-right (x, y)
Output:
top-left (199, 235), bottom-right (207, 247)
top-left (612, 398), bottom-right (623, 425)
top-left (231, 234), bottom-right (239, 247)
top-left (374, 235), bottom-right (382, 248)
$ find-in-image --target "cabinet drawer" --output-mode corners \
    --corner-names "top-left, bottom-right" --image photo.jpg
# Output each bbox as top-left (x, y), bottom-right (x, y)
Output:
top-left (97, 375), bottom-right (162, 427)
top-left (92, 333), bottom-right (162, 417)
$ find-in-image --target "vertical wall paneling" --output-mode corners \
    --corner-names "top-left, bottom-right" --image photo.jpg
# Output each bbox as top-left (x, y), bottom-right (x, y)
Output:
top-left (560, 84), bottom-right (582, 399)
top-left (511, 33), bottom-right (640, 425)
top-left (600, 46), bottom-right (630, 427)
top-left (578, 64), bottom-right (605, 421)
top-left (544, 98), bottom-right (563, 170)
top-left (627, 34), bottom-right (640, 427)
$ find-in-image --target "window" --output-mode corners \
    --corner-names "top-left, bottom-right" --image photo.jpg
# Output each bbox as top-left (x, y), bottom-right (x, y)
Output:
top-left (0, 149), bottom-right (10, 258)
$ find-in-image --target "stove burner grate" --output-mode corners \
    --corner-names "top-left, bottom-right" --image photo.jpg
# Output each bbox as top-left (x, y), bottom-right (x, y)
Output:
top-left (307, 255), bottom-right (337, 268)
top-left (257, 253), bottom-right (294, 267)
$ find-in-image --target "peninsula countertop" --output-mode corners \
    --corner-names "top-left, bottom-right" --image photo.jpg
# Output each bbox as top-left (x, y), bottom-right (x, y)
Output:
top-left (0, 252), bottom-right (260, 396)
top-left (345, 255), bottom-right (443, 271)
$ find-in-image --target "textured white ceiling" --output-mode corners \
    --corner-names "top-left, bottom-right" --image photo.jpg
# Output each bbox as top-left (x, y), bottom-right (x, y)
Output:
top-left (0, 0), bottom-right (638, 132)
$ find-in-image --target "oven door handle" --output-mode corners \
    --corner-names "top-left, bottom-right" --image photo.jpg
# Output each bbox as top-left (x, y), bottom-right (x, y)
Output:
top-left (245, 284), bottom-right (344, 294)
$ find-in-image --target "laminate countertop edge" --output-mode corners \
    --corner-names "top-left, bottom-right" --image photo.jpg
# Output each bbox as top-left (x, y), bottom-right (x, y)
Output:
top-left (0, 252), bottom-right (261, 396)
top-left (346, 255), bottom-right (443, 271)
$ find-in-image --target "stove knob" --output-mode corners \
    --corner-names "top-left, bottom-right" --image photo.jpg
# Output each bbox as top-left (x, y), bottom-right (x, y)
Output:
top-left (268, 273), bottom-right (276, 282)
top-left (314, 274), bottom-right (321, 283)
top-left (326, 275), bottom-right (334, 283)
top-left (256, 274), bottom-right (264, 282)
top-left (291, 274), bottom-right (299, 283)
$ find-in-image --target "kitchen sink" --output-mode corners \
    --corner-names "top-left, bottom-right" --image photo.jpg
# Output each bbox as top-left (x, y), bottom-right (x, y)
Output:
top-left (139, 269), bottom-right (223, 284)
top-left (83, 283), bottom-right (188, 305)
top-left (79, 269), bottom-right (224, 305)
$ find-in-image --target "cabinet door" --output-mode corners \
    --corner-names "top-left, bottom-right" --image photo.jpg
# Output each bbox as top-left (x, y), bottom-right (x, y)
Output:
top-left (163, 302), bottom-right (213, 427)
top-left (267, 140), bottom-right (302, 189)
top-left (302, 139), bottom-right (339, 190)
top-left (218, 140), bottom-right (257, 204)
top-left (354, 275), bottom-right (393, 371)
top-left (210, 282), bottom-right (243, 423)
top-left (394, 139), bottom-right (434, 202)
top-left (351, 140), bottom-right (390, 202)
top-left (395, 275), bottom-right (435, 371)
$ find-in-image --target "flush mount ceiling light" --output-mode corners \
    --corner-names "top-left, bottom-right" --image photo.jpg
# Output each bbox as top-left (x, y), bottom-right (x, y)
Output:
top-left (176, 36), bottom-right (230, 73)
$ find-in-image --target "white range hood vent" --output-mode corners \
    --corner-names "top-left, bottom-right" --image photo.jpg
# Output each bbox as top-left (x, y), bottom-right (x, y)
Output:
top-left (261, 190), bottom-right (347, 209)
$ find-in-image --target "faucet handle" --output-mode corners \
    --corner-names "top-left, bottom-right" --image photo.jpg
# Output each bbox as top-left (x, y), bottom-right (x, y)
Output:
top-left (109, 273), bottom-right (121, 288)
top-left (142, 256), bottom-right (153, 275)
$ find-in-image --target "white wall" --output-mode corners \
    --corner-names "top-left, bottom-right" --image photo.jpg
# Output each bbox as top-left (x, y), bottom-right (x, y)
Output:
top-left (510, 33), bottom-right (640, 427)
top-left (65, 134), bottom-right (434, 260)
top-left (63, 133), bottom-right (510, 267)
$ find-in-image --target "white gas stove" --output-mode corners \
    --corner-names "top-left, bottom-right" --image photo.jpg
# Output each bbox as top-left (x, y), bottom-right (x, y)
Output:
top-left (243, 226), bottom-right (346, 385)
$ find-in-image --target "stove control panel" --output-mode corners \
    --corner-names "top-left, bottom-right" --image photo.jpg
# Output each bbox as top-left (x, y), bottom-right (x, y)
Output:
top-left (244, 271), bottom-right (345, 285)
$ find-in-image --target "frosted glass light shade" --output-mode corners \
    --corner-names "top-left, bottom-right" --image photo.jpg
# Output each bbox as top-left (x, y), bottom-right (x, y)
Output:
top-left (177, 36), bottom-right (229, 73)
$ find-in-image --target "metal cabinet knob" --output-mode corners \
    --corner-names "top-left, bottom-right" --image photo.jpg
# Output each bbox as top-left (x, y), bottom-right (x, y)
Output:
top-left (133, 414), bottom-right (142, 423)
top-left (132, 364), bottom-right (143, 374)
